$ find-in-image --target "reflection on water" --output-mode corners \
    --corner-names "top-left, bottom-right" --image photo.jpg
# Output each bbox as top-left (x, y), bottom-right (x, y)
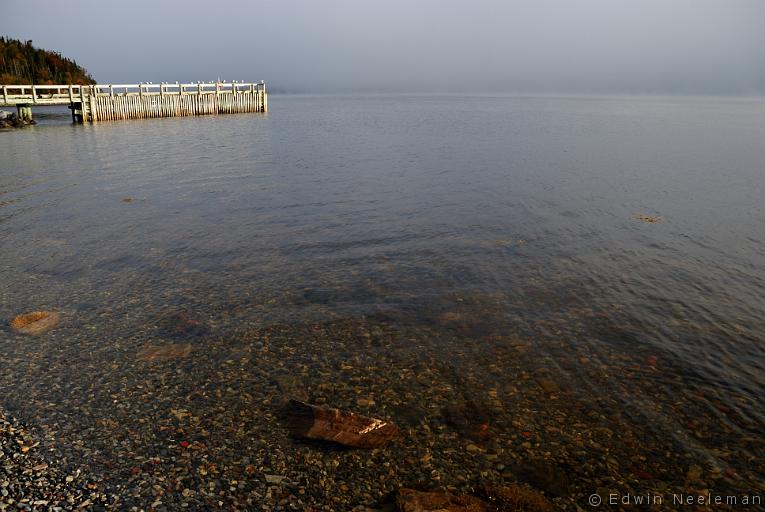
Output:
top-left (1, 95), bottom-right (764, 508)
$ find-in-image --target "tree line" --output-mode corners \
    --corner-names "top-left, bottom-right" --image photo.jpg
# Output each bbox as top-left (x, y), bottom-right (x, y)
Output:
top-left (0, 37), bottom-right (95, 85)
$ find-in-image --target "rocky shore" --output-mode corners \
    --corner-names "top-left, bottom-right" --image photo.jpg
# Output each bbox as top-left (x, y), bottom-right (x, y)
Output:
top-left (0, 410), bottom-right (107, 510)
top-left (0, 111), bottom-right (36, 129)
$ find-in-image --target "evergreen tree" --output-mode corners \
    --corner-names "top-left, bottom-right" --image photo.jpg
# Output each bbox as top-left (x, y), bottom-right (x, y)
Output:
top-left (0, 36), bottom-right (95, 84)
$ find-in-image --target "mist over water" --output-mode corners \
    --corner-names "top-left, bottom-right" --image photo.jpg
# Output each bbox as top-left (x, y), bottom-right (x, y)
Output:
top-left (2, 0), bottom-right (764, 94)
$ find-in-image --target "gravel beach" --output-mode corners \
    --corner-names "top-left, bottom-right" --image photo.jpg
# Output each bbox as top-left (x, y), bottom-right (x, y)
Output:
top-left (2, 297), bottom-right (763, 510)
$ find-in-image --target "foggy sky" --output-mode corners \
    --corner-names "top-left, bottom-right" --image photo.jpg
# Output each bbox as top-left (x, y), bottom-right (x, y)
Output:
top-left (1, 0), bottom-right (763, 94)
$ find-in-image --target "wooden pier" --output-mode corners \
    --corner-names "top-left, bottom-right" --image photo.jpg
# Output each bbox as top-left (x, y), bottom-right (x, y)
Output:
top-left (0, 82), bottom-right (267, 123)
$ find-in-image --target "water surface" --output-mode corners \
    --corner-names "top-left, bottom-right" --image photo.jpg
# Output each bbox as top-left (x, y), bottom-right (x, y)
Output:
top-left (1, 95), bottom-right (764, 508)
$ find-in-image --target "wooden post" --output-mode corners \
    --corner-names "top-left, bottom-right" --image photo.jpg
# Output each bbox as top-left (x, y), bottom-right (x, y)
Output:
top-left (89, 86), bottom-right (97, 122)
top-left (79, 86), bottom-right (86, 122)
top-left (215, 82), bottom-right (220, 115)
top-left (17, 105), bottom-right (32, 121)
top-left (2, 85), bottom-right (6, 104)
top-left (90, 87), bottom-right (96, 122)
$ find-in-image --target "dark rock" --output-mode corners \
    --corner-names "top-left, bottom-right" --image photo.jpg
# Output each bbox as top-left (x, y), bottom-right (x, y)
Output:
top-left (0, 111), bottom-right (33, 128)
top-left (510, 460), bottom-right (571, 497)
top-left (537, 378), bottom-right (560, 395)
top-left (443, 400), bottom-right (493, 442)
top-left (156, 311), bottom-right (210, 339)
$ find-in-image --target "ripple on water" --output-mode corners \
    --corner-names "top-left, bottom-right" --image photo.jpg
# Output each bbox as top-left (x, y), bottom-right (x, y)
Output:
top-left (1, 95), bottom-right (764, 507)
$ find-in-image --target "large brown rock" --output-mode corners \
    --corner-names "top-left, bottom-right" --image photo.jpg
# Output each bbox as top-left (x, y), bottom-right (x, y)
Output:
top-left (285, 400), bottom-right (399, 448)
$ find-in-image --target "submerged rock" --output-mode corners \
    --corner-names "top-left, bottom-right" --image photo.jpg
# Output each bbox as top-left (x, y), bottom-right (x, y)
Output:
top-left (285, 399), bottom-right (399, 448)
top-left (10, 311), bottom-right (60, 335)
top-left (634, 214), bottom-right (661, 224)
top-left (155, 311), bottom-right (210, 339)
top-left (396, 489), bottom-right (491, 512)
top-left (443, 400), bottom-right (493, 442)
top-left (537, 378), bottom-right (560, 395)
top-left (510, 460), bottom-right (571, 497)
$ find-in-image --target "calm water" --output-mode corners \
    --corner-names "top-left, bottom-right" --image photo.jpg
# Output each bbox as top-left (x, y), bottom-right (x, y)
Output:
top-left (1, 95), bottom-right (764, 505)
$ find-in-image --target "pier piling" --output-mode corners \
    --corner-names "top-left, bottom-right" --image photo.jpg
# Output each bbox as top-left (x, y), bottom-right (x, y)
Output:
top-left (16, 104), bottom-right (32, 121)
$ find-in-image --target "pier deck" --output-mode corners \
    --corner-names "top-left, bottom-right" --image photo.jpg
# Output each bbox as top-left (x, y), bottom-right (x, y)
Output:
top-left (0, 82), bottom-right (267, 122)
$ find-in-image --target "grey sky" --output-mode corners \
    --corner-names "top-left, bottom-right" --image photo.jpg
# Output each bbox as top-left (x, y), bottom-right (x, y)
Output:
top-left (1, 0), bottom-right (763, 94)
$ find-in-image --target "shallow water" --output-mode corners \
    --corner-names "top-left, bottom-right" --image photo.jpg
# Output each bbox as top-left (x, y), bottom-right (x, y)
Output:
top-left (1, 95), bottom-right (764, 507)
